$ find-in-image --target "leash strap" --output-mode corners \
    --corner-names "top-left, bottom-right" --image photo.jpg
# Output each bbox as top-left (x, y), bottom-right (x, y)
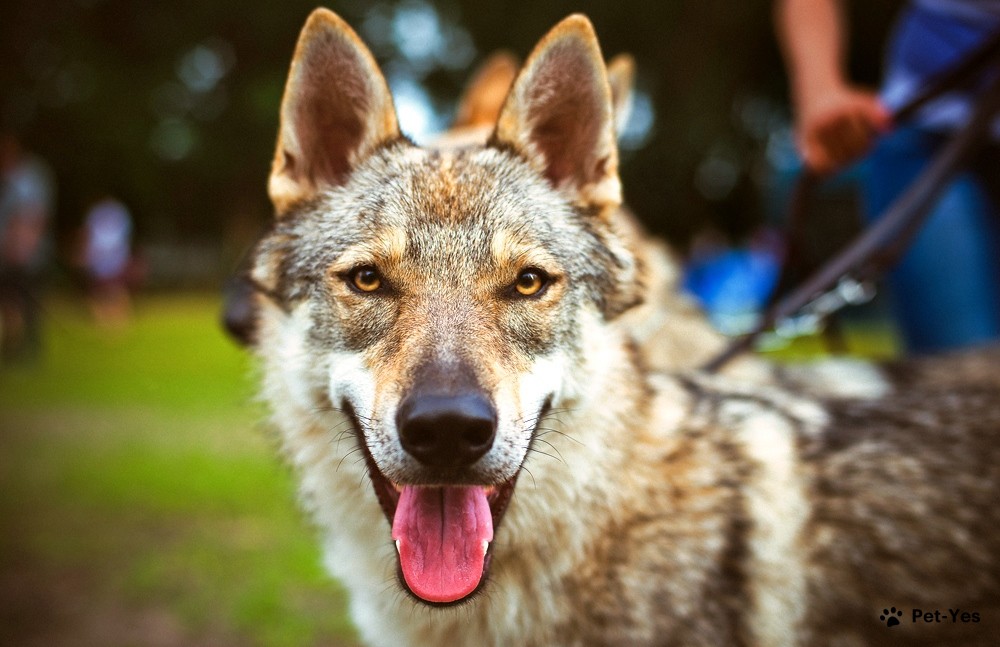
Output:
top-left (767, 28), bottom-right (1000, 328)
top-left (703, 34), bottom-right (1000, 373)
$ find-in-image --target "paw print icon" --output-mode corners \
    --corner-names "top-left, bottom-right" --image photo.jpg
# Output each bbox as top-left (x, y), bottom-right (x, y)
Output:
top-left (880, 607), bottom-right (904, 627)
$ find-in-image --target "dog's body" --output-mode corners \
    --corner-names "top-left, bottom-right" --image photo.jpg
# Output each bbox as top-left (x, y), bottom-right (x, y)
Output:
top-left (246, 10), bottom-right (1000, 645)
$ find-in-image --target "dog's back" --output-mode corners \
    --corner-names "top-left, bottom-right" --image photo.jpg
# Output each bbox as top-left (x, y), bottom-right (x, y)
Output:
top-left (572, 351), bottom-right (1000, 646)
top-left (798, 362), bottom-right (1000, 644)
top-left (749, 346), bottom-right (998, 645)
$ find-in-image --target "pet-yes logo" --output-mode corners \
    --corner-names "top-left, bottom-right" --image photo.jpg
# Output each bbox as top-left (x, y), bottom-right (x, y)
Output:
top-left (879, 606), bottom-right (982, 627)
top-left (880, 607), bottom-right (903, 627)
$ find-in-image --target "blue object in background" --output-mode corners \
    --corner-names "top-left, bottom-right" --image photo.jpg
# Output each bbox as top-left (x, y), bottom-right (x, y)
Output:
top-left (683, 243), bottom-right (781, 336)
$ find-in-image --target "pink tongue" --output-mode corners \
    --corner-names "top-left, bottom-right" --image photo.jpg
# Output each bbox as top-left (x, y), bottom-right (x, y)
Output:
top-left (391, 485), bottom-right (493, 603)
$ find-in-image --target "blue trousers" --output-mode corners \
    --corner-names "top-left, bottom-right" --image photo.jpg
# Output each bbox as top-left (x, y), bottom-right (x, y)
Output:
top-left (864, 127), bottom-right (1000, 353)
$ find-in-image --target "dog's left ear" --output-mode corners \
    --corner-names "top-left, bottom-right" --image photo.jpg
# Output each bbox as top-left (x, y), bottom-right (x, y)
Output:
top-left (607, 54), bottom-right (635, 137)
top-left (269, 8), bottom-right (400, 215)
top-left (493, 15), bottom-right (620, 210)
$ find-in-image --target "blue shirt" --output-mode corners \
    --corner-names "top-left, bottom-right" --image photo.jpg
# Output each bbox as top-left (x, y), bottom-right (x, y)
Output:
top-left (882, 1), bottom-right (1000, 135)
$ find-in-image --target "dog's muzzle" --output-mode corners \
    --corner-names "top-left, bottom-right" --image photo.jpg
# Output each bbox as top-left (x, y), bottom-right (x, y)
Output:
top-left (349, 384), bottom-right (550, 606)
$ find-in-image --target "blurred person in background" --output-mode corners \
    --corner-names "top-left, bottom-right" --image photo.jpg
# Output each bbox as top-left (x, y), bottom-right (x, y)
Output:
top-left (77, 195), bottom-right (135, 329)
top-left (775, 0), bottom-right (1000, 353)
top-left (0, 132), bottom-right (54, 364)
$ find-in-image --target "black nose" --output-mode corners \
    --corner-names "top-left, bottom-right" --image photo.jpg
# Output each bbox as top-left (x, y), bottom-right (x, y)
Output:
top-left (397, 393), bottom-right (497, 469)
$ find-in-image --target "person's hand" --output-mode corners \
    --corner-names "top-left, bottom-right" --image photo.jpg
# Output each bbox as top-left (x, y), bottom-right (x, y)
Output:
top-left (795, 84), bottom-right (892, 175)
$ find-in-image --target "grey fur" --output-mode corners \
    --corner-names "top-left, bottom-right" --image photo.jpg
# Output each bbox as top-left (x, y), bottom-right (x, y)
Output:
top-left (248, 9), bottom-right (1000, 646)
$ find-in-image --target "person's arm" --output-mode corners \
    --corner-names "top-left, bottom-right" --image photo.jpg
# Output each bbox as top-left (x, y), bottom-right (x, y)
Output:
top-left (774, 0), bottom-right (891, 174)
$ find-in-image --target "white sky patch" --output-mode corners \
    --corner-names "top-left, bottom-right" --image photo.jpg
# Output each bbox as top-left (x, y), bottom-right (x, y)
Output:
top-left (619, 89), bottom-right (655, 151)
top-left (390, 74), bottom-right (445, 144)
top-left (392, 3), bottom-right (441, 64)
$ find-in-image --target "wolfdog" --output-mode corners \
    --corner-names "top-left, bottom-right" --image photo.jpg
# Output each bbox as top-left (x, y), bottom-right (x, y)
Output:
top-left (244, 8), bottom-right (1000, 646)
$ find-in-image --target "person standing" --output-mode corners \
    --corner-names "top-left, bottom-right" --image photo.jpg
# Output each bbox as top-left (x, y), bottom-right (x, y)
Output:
top-left (775, 0), bottom-right (1000, 353)
top-left (0, 133), bottom-right (54, 363)
top-left (79, 196), bottom-right (135, 328)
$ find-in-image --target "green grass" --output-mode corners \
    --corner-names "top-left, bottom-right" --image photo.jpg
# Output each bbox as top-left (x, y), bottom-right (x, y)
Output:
top-left (0, 294), bottom-right (358, 647)
top-left (759, 321), bottom-right (900, 363)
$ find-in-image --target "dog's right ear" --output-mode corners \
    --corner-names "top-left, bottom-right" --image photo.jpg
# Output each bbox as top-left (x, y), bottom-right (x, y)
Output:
top-left (268, 9), bottom-right (400, 215)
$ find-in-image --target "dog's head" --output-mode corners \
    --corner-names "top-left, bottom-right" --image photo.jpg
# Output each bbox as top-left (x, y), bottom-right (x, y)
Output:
top-left (252, 9), bottom-right (641, 606)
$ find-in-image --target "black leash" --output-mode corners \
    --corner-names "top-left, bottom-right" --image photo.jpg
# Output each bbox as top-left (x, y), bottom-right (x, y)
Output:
top-left (703, 30), bottom-right (1000, 373)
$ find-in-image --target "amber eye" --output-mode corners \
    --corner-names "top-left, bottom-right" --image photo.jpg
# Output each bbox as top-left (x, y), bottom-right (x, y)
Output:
top-left (349, 266), bottom-right (382, 293)
top-left (514, 268), bottom-right (548, 297)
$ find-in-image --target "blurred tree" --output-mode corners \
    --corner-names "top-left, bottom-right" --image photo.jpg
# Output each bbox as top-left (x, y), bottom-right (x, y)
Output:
top-left (0, 0), bottom-right (901, 282)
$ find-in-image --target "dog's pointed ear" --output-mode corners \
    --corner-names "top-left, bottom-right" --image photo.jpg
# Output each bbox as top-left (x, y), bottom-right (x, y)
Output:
top-left (606, 54), bottom-right (635, 137)
top-left (453, 51), bottom-right (520, 129)
top-left (269, 9), bottom-right (400, 215)
top-left (493, 15), bottom-right (620, 209)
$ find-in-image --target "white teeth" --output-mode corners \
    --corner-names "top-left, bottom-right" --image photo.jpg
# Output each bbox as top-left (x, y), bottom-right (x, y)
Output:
top-left (482, 540), bottom-right (489, 556)
top-left (395, 539), bottom-right (401, 554)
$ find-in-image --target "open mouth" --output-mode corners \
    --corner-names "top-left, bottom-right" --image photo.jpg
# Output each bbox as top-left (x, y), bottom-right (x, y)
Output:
top-left (345, 401), bottom-right (546, 606)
